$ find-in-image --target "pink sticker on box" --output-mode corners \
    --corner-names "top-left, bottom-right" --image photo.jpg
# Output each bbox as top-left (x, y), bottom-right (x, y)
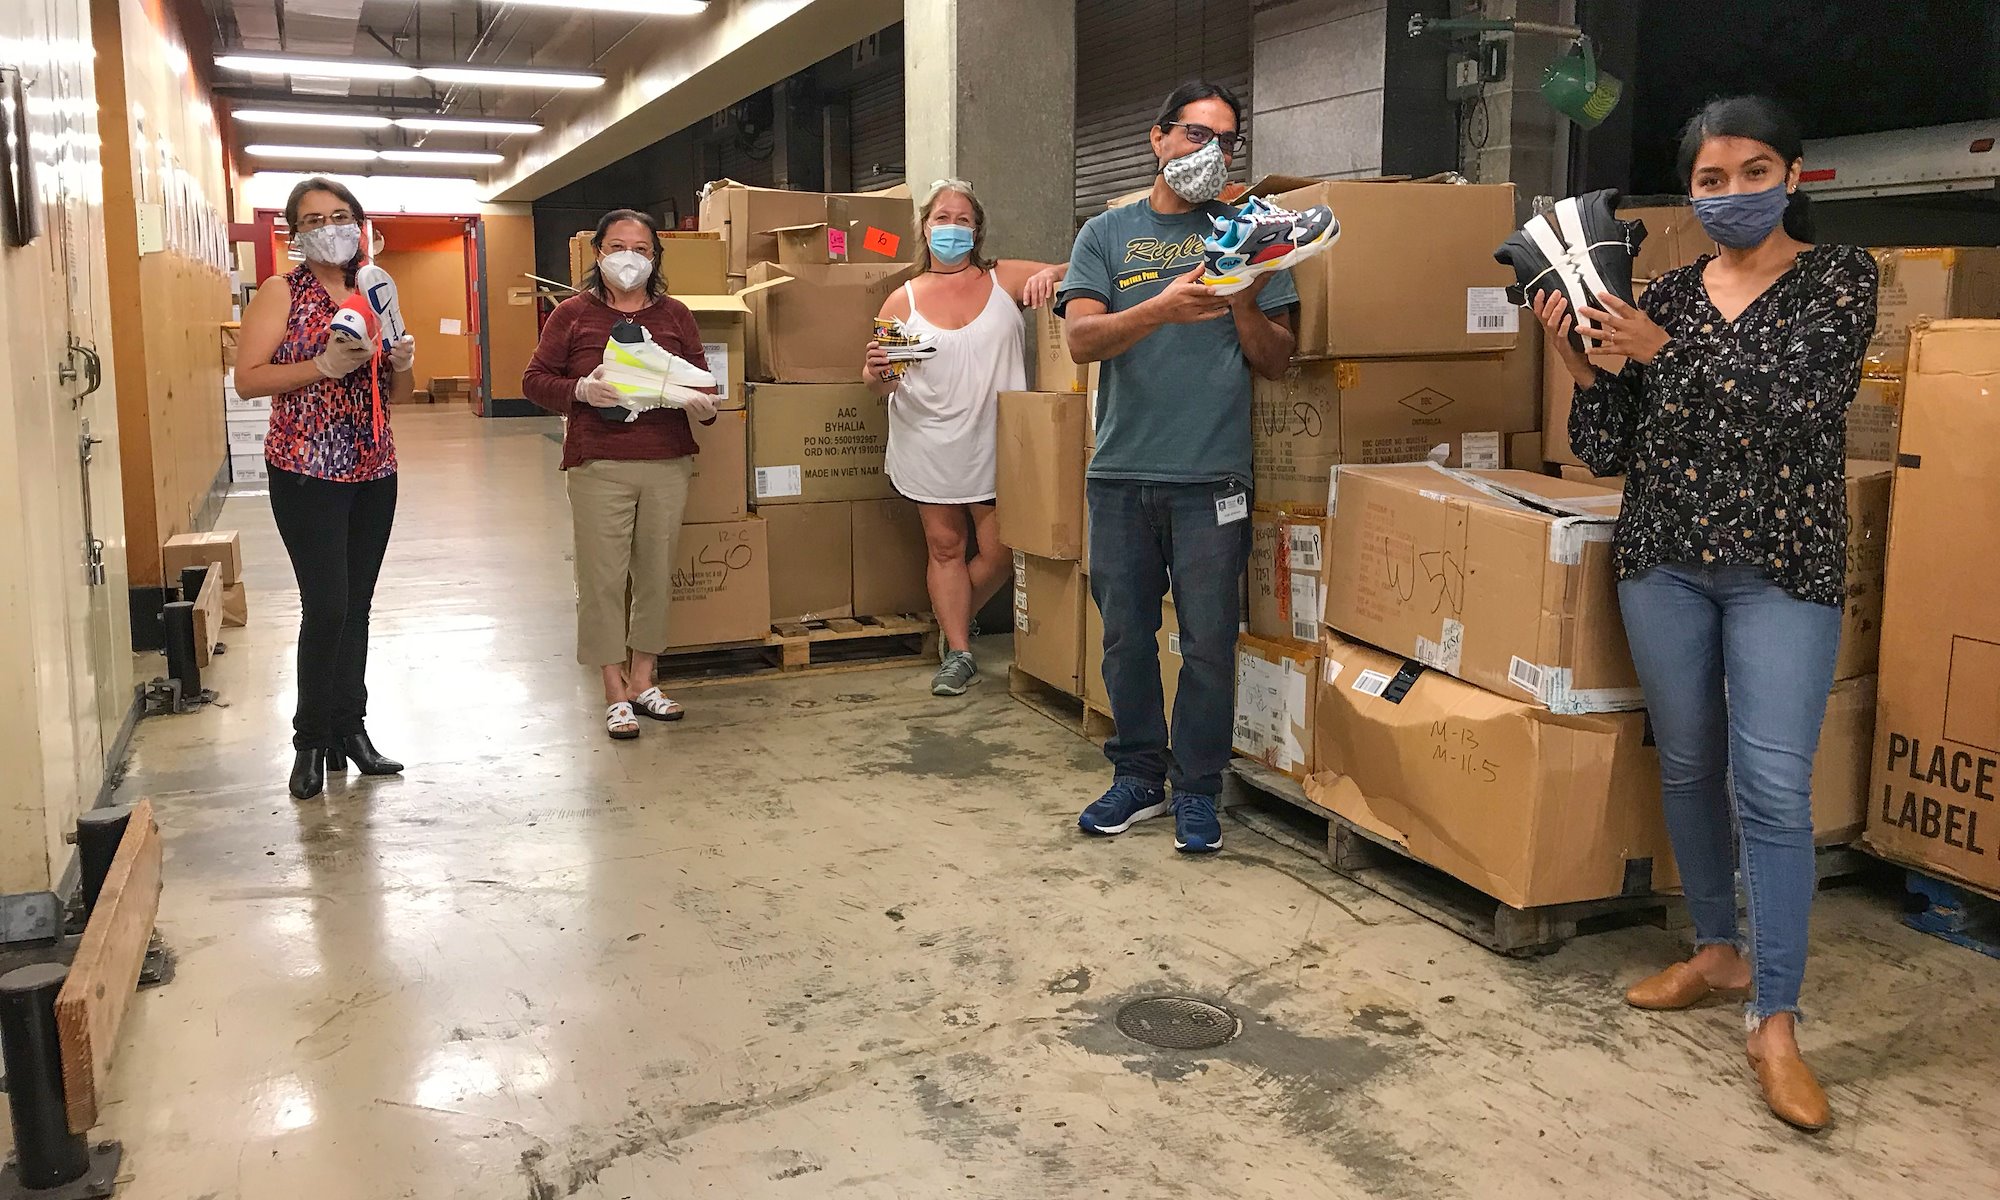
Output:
top-left (827, 228), bottom-right (848, 257)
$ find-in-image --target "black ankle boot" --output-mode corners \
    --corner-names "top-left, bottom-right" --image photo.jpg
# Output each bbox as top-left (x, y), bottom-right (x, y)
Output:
top-left (290, 749), bottom-right (327, 800)
top-left (339, 732), bottom-right (404, 776)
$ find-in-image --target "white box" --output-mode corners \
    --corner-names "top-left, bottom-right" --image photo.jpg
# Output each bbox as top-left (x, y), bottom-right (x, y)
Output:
top-left (230, 454), bottom-right (268, 483)
top-left (226, 420), bottom-right (268, 455)
top-left (224, 392), bottom-right (269, 414)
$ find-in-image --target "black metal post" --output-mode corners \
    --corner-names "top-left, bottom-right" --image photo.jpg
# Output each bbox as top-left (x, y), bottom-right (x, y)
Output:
top-left (0, 964), bottom-right (88, 1188)
top-left (74, 806), bottom-right (134, 919)
top-left (161, 599), bottom-right (201, 697)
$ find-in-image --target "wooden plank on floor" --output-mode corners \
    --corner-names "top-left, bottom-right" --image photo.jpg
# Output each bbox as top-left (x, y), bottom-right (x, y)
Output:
top-left (56, 797), bottom-right (163, 1132)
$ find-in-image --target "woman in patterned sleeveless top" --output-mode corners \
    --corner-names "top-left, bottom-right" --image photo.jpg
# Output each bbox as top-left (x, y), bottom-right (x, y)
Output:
top-left (235, 178), bottom-right (417, 800)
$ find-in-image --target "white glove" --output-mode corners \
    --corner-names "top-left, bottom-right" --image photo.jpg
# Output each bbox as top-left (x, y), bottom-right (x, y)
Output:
top-left (681, 392), bottom-right (718, 423)
top-left (388, 335), bottom-right (415, 374)
top-left (314, 336), bottom-right (374, 381)
top-left (573, 367), bottom-right (625, 409)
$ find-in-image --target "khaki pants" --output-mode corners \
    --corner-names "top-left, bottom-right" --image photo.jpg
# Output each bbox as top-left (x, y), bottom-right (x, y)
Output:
top-left (567, 457), bottom-right (694, 667)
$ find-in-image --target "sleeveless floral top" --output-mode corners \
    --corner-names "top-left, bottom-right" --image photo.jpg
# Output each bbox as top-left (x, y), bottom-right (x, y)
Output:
top-left (266, 263), bottom-right (397, 482)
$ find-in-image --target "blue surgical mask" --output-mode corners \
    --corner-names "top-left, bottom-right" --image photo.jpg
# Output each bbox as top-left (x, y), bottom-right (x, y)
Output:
top-left (1692, 183), bottom-right (1792, 250)
top-left (928, 225), bottom-right (975, 264)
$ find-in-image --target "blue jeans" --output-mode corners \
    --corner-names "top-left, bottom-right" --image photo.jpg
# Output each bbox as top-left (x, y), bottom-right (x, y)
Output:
top-left (1087, 478), bottom-right (1251, 797)
top-left (1618, 564), bottom-right (1841, 1022)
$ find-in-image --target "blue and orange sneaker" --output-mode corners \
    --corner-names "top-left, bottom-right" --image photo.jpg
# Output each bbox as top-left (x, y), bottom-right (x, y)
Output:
top-left (1201, 200), bottom-right (1340, 295)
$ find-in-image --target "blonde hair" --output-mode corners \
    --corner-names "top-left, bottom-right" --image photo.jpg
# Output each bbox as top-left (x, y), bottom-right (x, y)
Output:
top-left (914, 178), bottom-right (997, 275)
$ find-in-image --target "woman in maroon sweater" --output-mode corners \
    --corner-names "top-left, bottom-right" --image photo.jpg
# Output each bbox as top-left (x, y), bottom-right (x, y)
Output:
top-left (523, 209), bottom-right (718, 739)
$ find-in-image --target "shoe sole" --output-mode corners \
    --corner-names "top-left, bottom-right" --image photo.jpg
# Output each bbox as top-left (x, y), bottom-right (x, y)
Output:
top-left (931, 674), bottom-right (980, 697)
top-left (1203, 226), bottom-right (1341, 294)
top-left (608, 729), bottom-right (639, 740)
top-left (1175, 837), bottom-right (1223, 853)
top-left (1080, 799), bottom-right (1171, 835)
top-left (633, 708), bottom-right (685, 722)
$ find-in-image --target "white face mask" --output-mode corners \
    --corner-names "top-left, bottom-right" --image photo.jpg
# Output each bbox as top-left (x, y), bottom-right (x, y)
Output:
top-left (297, 222), bottom-right (361, 265)
top-left (600, 250), bottom-right (652, 292)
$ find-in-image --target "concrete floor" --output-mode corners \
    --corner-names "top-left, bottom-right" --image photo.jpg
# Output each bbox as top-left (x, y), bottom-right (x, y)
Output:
top-left (34, 409), bottom-right (2000, 1197)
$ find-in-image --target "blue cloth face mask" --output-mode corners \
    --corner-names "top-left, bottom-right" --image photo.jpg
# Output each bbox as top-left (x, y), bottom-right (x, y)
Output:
top-left (928, 225), bottom-right (976, 265)
top-left (1692, 183), bottom-right (1792, 250)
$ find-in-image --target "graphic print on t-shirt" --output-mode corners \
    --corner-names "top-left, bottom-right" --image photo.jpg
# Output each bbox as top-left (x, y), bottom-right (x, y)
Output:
top-left (1114, 233), bottom-right (1207, 292)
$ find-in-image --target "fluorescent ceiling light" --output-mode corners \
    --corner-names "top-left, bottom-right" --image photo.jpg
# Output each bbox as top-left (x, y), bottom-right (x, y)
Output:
top-left (380, 149), bottom-right (504, 165)
top-left (217, 55), bottom-right (417, 81)
top-left (394, 116), bottom-right (543, 135)
top-left (417, 66), bottom-right (602, 90)
top-left (215, 54), bottom-right (603, 90)
top-left (233, 109), bottom-right (392, 130)
top-left (499, 0), bottom-right (708, 13)
top-left (245, 144), bottom-right (380, 162)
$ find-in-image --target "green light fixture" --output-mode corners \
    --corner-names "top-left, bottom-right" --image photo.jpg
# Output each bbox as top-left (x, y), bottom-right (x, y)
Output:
top-left (1408, 14), bottom-right (1625, 130)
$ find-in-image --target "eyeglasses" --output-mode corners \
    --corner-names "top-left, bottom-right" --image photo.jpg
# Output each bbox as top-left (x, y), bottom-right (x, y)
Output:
top-left (295, 211), bottom-right (357, 231)
top-left (1162, 122), bottom-right (1247, 154)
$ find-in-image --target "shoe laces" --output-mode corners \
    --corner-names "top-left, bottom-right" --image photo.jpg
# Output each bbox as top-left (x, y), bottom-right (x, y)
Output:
top-left (1177, 793), bottom-right (1217, 823)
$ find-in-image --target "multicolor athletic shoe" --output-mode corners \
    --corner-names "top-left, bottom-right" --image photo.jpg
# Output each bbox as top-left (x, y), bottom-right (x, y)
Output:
top-left (600, 320), bottom-right (716, 410)
top-left (873, 317), bottom-right (938, 378)
top-left (1200, 199), bottom-right (1340, 295)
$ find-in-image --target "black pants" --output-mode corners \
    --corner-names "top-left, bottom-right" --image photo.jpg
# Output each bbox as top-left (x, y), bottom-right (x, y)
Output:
top-left (268, 466), bottom-right (398, 750)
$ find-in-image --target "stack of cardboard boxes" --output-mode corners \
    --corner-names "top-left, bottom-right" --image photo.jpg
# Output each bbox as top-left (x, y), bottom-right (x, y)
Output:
top-left (681, 182), bottom-right (932, 641)
top-left (1236, 177), bottom-right (1534, 785)
top-left (223, 369), bottom-right (269, 483)
top-left (161, 529), bottom-right (246, 665)
top-left (1864, 319), bottom-right (2000, 899)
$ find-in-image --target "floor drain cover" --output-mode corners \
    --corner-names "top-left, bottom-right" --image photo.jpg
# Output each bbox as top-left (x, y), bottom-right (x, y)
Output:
top-left (1115, 996), bottom-right (1240, 1050)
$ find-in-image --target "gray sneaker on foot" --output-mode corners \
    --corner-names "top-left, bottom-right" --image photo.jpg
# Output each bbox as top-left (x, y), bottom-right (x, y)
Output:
top-left (932, 650), bottom-right (979, 696)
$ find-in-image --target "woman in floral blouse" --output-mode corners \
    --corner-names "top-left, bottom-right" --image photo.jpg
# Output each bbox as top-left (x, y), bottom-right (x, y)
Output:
top-left (1534, 96), bottom-right (1876, 1132)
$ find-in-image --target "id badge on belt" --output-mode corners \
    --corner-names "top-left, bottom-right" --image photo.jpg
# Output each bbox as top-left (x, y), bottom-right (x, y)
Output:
top-left (1215, 481), bottom-right (1249, 526)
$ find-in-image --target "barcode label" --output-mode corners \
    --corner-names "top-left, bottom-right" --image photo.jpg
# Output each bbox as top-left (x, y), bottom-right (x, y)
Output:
top-left (702, 342), bottom-right (730, 398)
top-left (1286, 523), bottom-right (1322, 570)
top-left (1167, 633), bottom-right (1181, 655)
top-left (754, 465), bottom-right (802, 498)
top-left (1290, 574), bottom-right (1319, 642)
top-left (1509, 655), bottom-right (1544, 695)
top-left (1352, 670), bottom-right (1392, 698)
top-left (1466, 287), bottom-right (1520, 334)
top-left (1461, 431), bottom-right (1502, 470)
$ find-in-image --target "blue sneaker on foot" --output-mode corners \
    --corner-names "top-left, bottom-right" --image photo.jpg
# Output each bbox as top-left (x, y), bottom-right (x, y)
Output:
top-left (1079, 777), bottom-right (1170, 836)
top-left (1174, 793), bottom-right (1223, 854)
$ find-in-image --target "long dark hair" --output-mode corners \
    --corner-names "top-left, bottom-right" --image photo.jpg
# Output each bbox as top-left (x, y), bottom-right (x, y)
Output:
top-left (1676, 95), bottom-right (1814, 242)
top-left (284, 176), bottom-right (368, 284)
top-left (584, 208), bottom-right (664, 299)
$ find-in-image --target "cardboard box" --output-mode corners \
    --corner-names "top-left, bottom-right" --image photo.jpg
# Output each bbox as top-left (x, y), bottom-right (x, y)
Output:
top-left (1248, 508), bottom-right (1324, 646)
top-left (1508, 431), bottom-right (1543, 472)
top-left (1014, 552), bottom-right (1084, 694)
top-left (995, 391), bottom-right (1087, 559)
top-left (162, 530), bottom-right (243, 585)
top-left (765, 501), bottom-right (855, 623)
top-left (226, 419), bottom-right (267, 457)
top-left (684, 289), bottom-right (758, 411)
top-left (1034, 306), bottom-right (1087, 393)
top-left (1541, 348), bottom-right (1627, 467)
top-left (1865, 321), bottom-right (2000, 895)
top-left (770, 204), bottom-right (910, 268)
top-left (1617, 202), bottom-right (1715, 279)
top-left (221, 580), bottom-right (248, 629)
top-left (744, 261), bottom-right (912, 383)
top-left (829, 191), bottom-right (915, 264)
top-left (1307, 631), bottom-right (1673, 908)
top-left (1232, 635), bottom-right (1318, 781)
top-left (700, 179), bottom-right (912, 276)
top-left (686, 409), bottom-right (748, 524)
top-left (1837, 461), bottom-right (1892, 682)
top-left (1848, 375), bottom-right (1902, 463)
top-left (748, 383), bottom-right (894, 504)
top-left (1250, 351), bottom-right (1539, 510)
top-left (1324, 464), bottom-right (1640, 713)
top-left (1865, 248), bottom-right (2000, 376)
top-left (1814, 675), bottom-right (1877, 847)
top-left (1269, 179), bottom-right (1519, 358)
top-left (1083, 595), bottom-right (1181, 717)
top-left (851, 498), bottom-right (932, 615)
top-left (668, 519), bottom-right (771, 648)
top-left (1558, 464), bottom-right (1624, 488)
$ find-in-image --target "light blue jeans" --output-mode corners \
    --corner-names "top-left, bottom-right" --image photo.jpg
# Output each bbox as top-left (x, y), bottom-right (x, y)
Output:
top-left (1617, 564), bottom-right (1841, 1022)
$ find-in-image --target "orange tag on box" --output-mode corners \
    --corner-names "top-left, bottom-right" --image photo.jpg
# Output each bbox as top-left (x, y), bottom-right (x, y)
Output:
top-left (862, 226), bottom-right (901, 257)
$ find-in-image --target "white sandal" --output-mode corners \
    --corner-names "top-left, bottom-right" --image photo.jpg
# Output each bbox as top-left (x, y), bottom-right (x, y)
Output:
top-left (631, 687), bottom-right (685, 722)
top-left (605, 701), bottom-right (640, 740)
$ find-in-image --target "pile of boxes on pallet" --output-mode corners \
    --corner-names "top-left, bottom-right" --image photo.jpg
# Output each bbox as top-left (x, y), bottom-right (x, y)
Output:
top-left (565, 181), bottom-right (936, 651)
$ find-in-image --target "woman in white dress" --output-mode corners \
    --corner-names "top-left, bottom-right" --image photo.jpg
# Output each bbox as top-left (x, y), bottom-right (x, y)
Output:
top-left (864, 179), bottom-right (1066, 697)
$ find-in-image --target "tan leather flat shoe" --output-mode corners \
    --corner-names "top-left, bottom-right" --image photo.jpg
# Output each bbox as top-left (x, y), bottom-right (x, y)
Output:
top-left (1624, 961), bottom-right (1750, 1011)
top-left (1750, 1050), bottom-right (1831, 1131)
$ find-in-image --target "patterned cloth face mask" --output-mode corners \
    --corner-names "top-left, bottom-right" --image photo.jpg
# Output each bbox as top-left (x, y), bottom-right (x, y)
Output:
top-left (1161, 138), bottom-right (1228, 204)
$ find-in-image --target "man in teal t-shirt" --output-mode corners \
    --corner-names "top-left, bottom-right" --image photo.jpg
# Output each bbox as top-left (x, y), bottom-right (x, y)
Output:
top-left (1055, 81), bottom-right (1297, 855)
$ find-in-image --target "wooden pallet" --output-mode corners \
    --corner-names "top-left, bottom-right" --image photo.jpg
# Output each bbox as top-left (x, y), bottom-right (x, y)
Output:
top-left (656, 614), bottom-right (938, 685)
top-left (1220, 759), bottom-right (1685, 957)
top-left (1903, 870), bottom-right (2000, 959)
top-left (1008, 666), bottom-right (1115, 744)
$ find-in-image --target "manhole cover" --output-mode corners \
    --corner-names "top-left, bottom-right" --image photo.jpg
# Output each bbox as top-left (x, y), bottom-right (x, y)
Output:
top-left (1115, 996), bottom-right (1240, 1050)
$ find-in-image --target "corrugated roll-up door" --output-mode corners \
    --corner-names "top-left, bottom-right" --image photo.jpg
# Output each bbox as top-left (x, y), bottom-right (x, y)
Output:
top-left (717, 128), bottom-right (776, 188)
top-left (849, 69), bottom-right (906, 189)
top-left (1074, 0), bottom-right (1253, 225)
